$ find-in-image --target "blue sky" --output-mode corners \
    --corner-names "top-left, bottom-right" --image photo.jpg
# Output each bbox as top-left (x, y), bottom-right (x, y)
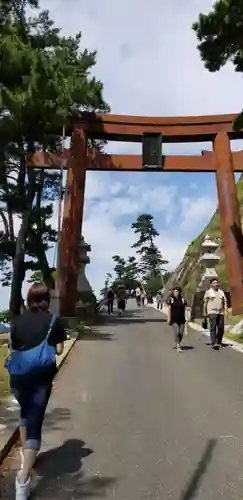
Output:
top-left (1, 0), bottom-right (243, 307)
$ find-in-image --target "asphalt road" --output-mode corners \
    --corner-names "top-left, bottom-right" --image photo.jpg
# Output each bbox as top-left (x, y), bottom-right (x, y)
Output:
top-left (3, 300), bottom-right (243, 499)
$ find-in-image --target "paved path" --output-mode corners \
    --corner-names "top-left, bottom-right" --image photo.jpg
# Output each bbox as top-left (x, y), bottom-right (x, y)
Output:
top-left (3, 301), bottom-right (243, 498)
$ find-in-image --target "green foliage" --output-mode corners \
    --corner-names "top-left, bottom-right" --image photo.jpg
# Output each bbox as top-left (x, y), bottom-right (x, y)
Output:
top-left (0, 0), bottom-right (108, 314)
top-left (103, 213), bottom-right (170, 296)
top-left (132, 214), bottom-right (159, 248)
top-left (144, 273), bottom-right (163, 295)
top-left (27, 269), bottom-right (42, 283)
top-left (132, 213), bottom-right (168, 280)
top-left (111, 255), bottom-right (140, 292)
top-left (0, 309), bottom-right (10, 323)
top-left (192, 0), bottom-right (243, 129)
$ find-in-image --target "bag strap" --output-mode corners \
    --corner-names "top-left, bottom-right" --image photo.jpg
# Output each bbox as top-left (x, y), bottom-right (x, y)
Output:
top-left (46, 313), bottom-right (57, 341)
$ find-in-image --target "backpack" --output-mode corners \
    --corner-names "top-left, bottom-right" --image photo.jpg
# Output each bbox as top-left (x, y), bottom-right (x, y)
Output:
top-left (5, 314), bottom-right (57, 376)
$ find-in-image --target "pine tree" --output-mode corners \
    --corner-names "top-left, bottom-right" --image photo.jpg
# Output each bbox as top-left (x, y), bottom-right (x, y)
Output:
top-left (0, 0), bottom-right (109, 315)
top-left (111, 255), bottom-right (140, 292)
top-left (131, 213), bottom-right (168, 282)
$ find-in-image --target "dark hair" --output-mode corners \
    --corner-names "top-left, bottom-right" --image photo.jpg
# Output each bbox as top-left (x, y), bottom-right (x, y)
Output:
top-left (172, 286), bottom-right (182, 296)
top-left (210, 278), bottom-right (218, 284)
top-left (27, 283), bottom-right (50, 311)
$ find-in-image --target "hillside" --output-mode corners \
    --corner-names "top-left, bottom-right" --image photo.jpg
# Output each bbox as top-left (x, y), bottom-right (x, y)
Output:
top-left (165, 174), bottom-right (243, 304)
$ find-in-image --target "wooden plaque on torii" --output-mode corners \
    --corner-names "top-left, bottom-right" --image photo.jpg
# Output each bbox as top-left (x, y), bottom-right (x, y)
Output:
top-left (27, 112), bottom-right (243, 317)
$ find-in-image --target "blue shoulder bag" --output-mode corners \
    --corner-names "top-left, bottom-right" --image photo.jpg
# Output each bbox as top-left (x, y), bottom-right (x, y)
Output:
top-left (5, 314), bottom-right (57, 376)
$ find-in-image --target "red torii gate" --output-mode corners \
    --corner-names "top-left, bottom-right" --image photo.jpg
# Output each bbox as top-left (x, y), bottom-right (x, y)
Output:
top-left (27, 112), bottom-right (243, 317)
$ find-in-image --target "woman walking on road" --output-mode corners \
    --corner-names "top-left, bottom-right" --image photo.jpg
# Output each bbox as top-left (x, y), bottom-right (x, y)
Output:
top-left (156, 290), bottom-right (163, 310)
top-left (116, 286), bottom-right (126, 316)
top-left (6, 283), bottom-right (66, 500)
top-left (167, 287), bottom-right (187, 352)
top-left (106, 287), bottom-right (115, 315)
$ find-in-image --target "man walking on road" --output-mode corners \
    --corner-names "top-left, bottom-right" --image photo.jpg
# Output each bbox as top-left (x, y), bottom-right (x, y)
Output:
top-left (203, 278), bottom-right (228, 349)
top-left (167, 287), bottom-right (187, 352)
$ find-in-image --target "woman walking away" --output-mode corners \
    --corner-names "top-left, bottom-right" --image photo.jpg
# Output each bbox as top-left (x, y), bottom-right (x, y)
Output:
top-left (156, 290), bottom-right (163, 310)
top-left (106, 287), bottom-right (115, 315)
top-left (6, 283), bottom-right (66, 499)
top-left (116, 286), bottom-right (126, 316)
top-left (167, 287), bottom-right (187, 352)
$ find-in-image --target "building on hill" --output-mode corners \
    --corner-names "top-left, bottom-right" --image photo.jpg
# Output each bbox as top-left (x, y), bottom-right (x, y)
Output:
top-left (198, 235), bottom-right (220, 290)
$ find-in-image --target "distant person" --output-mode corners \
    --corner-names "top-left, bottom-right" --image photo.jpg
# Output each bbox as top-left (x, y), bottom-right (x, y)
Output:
top-left (106, 287), bottom-right (115, 315)
top-left (141, 290), bottom-right (146, 307)
top-left (135, 287), bottom-right (141, 307)
top-left (203, 278), bottom-right (228, 349)
top-left (6, 283), bottom-right (66, 499)
top-left (167, 287), bottom-right (187, 352)
top-left (116, 286), bottom-right (126, 316)
top-left (147, 292), bottom-right (153, 304)
top-left (156, 290), bottom-right (163, 310)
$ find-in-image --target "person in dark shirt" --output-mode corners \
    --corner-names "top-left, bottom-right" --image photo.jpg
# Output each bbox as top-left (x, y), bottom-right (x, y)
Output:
top-left (106, 287), bottom-right (115, 315)
top-left (167, 287), bottom-right (187, 352)
top-left (116, 286), bottom-right (126, 316)
top-left (9, 283), bottom-right (66, 499)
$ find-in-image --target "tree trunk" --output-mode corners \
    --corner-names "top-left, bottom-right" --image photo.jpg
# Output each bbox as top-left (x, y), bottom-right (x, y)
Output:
top-left (35, 170), bottom-right (53, 288)
top-left (9, 165), bottom-right (36, 318)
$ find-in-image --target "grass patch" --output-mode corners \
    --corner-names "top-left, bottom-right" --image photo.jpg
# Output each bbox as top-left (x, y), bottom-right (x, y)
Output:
top-left (225, 332), bottom-right (243, 344)
top-left (193, 312), bottom-right (243, 327)
top-left (225, 312), bottom-right (243, 326)
top-left (0, 345), bottom-right (10, 398)
top-left (191, 317), bottom-right (243, 344)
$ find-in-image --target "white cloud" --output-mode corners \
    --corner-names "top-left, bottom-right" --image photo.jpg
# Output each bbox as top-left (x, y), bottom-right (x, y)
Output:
top-left (179, 195), bottom-right (217, 232)
top-left (39, 0), bottom-right (243, 120)
top-left (85, 171), bottom-right (123, 200)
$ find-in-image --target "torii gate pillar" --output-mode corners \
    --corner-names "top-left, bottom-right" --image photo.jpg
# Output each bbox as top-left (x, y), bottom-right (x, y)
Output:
top-left (58, 126), bottom-right (87, 317)
top-left (214, 132), bottom-right (243, 314)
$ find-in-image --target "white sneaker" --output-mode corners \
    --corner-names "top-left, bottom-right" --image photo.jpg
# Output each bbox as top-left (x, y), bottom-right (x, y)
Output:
top-left (15, 472), bottom-right (31, 500)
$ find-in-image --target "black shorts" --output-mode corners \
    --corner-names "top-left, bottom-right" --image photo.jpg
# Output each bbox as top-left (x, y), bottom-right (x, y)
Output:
top-left (118, 299), bottom-right (126, 310)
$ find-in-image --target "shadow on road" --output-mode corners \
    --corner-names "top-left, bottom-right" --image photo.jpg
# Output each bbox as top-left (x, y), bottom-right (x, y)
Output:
top-left (43, 407), bottom-right (72, 432)
top-left (34, 439), bottom-right (117, 499)
top-left (205, 342), bottom-right (233, 347)
top-left (97, 309), bottom-right (167, 326)
top-left (179, 438), bottom-right (217, 500)
top-left (81, 328), bottom-right (114, 341)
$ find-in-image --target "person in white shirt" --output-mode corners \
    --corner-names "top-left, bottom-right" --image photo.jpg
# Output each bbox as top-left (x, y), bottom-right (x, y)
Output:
top-left (135, 287), bottom-right (141, 307)
top-left (203, 278), bottom-right (228, 349)
top-left (141, 289), bottom-right (146, 307)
